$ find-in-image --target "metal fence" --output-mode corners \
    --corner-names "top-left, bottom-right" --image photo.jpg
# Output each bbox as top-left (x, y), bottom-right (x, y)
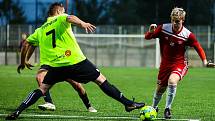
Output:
top-left (0, 24), bottom-right (214, 67)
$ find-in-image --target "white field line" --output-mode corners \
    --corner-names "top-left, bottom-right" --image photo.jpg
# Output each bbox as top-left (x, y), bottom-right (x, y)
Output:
top-left (0, 114), bottom-right (138, 120)
top-left (156, 118), bottom-right (200, 121)
top-left (0, 114), bottom-right (200, 121)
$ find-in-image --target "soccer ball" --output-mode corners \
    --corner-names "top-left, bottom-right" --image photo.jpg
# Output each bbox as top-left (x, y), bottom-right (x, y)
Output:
top-left (139, 106), bottom-right (157, 121)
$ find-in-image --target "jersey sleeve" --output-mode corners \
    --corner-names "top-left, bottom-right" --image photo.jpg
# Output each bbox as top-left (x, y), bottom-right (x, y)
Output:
top-left (187, 33), bottom-right (206, 61)
top-left (144, 25), bottom-right (162, 40)
top-left (26, 28), bottom-right (39, 46)
top-left (58, 14), bottom-right (68, 21)
top-left (58, 14), bottom-right (71, 26)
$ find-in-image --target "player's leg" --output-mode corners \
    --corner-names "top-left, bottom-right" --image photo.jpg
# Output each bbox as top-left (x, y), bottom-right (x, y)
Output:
top-left (67, 79), bottom-right (97, 112)
top-left (152, 68), bottom-right (169, 113)
top-left (70, 59), bottom-right (144, 112)
top-left (5, 84), bottom-right (52, 120)
top-left (94, 73), bottom-right (145, 112)
top-left (164, 73), bottom-right (180, 119)
top-left (152, 84), bottom-right (167, 112)
top-left (36, 68), bottom-right (56, 111)
top-left (164, 63), bottom-right (188, 119)
top-left (166, 73), bottom-right (180, 109)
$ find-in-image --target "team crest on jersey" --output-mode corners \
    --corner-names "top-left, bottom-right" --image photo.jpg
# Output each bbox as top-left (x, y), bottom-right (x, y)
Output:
top-left (65, 50), bottom-right (71, 57)
top-left (170, 41), bottom-right (175, 46)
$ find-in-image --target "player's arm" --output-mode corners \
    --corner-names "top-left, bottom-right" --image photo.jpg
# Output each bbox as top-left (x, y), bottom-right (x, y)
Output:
top-left (188, 33), bottom-right (215, 68)
top-left (18, 28), bottom-right (40, 73)
top-left (144, 24), bottom-right (162, 40)
top-left (17, 41), bottom-right (32, 73)
top-left (26, 45), bottom-right (36, 61)
top-left (66, 15), bottom-right (96, 33)
top-left (24, 45), bottom-right (36, 69)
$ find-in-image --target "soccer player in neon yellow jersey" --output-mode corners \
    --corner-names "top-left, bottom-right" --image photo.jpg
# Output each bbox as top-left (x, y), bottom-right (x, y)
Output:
top-left (21, 44), bottom-right (97, 113)
top-left (6, 2), bottom-right (145, 120)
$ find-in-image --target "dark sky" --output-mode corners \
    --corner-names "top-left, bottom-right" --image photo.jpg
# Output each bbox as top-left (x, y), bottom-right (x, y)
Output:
top-left (18, 0), bottom-right (73, 22)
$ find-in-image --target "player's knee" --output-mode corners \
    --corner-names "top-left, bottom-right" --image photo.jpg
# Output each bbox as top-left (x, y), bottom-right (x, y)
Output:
top-left (168, 73), bottom-right (180, 85)
top-left (36, 75), bottom-right (43, 85)
top-left (36, 70), bottom-right (47, 83)
top-left (36, 75), bottom-right (40, 81)
top-left (168, 78), bottom-right (178, 85)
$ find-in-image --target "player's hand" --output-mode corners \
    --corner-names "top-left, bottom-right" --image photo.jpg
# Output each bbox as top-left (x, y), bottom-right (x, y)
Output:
top-left (17, 64), bottom-right (25, 74)
top-left (17, 62), bottom-right (34, 74)
top-left (149, 24), bottom-right (157, 33)
top-left (81, 22), bottom-right (96, 33)
top-left (25, 62), bottom-right (34, 70)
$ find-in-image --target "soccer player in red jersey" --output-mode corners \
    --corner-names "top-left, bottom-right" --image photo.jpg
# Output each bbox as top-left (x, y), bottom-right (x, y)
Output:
top-left (145, 7), bottom-right (215, 119)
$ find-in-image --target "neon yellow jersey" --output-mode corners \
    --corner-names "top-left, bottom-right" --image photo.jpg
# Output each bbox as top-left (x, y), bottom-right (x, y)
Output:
top-left (27, 14), bottom-right (86, 67)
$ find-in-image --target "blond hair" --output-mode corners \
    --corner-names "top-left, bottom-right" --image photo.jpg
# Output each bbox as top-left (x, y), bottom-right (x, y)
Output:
top-left (170, 7), bottom-right (186, 20)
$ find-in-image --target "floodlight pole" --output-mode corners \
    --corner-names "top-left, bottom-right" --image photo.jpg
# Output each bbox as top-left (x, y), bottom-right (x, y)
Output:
top-left (66, 0), bottom-right (69, 13)
top-left (5, 24), bottom-right (9, 65)
top-left (35, 0), bottom-right (38, 28)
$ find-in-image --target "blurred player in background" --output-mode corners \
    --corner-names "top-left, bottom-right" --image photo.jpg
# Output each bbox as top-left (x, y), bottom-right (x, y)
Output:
top-left (21, 45), bottom-right (97, 113)
top-left (18, 33), bottom-right (28, 52)
top-left (6, 2), bottom-right (144, 120)
top-left (17, 33), bottom-right (28, 64)
top-left (145, 7), bottom-right (215, 119)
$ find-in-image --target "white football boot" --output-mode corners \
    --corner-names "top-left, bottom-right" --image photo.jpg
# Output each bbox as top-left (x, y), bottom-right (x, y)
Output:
top-left (38, 102), bottom-right (56, 111)
top-left (88, 106), bottom-right (97, 112)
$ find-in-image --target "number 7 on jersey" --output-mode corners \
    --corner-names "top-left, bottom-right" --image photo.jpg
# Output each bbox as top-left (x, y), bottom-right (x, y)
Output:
top-left (46, 29), bottom-right (56, 48)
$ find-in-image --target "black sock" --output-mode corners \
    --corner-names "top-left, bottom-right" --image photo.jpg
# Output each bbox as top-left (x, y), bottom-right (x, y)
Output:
top-left (15, 89), bottom-right (43, 114)
top-left (99, 80), bottom-right (133, 105)
top-left (79, 93), bottom-right (91, 109)
top-left (44, 91), bottom-right (53, 104)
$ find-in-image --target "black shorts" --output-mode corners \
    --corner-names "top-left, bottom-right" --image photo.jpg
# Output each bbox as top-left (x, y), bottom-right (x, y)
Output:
top-left (43, 59), bottom-right (100, 85)
top-left (39, 65), bottom-right (51, 71)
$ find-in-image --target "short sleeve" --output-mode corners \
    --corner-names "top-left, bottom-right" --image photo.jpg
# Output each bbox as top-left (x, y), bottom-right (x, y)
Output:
top-left (58, 14), bottom-right (69, 23)
top-left (27, 28), bottom-right (39, 46)
top-left (56, 14), bottom-right (71, 28)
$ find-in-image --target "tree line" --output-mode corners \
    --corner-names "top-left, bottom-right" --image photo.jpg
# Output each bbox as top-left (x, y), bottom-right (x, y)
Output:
top-left (0, 0), bottom-right (213, 25)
